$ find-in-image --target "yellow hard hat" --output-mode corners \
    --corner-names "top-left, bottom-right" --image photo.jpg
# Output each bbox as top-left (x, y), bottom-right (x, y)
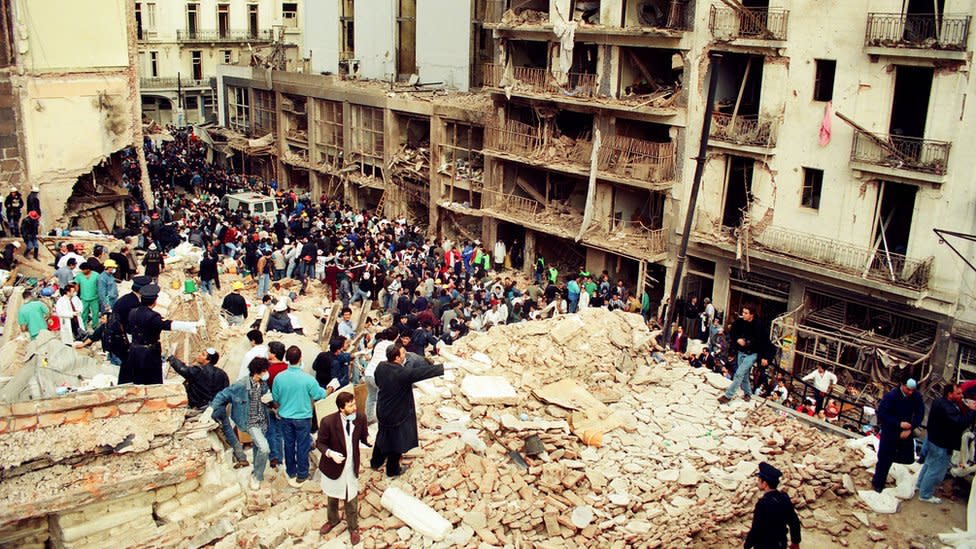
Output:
top-left (103, 259), bottom-right (118, 269)
top-left (232, 281), bottom-right (244, 290)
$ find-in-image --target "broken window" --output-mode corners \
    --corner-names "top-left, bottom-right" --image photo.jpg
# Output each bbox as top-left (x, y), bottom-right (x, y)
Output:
top-left (217, 3), bottom-right (230, 38)
top-left (396, 0), bottom-right (417, 79)
top-left (624, 0), bottom-right (690, 30)
top-left (618, 47), bottom-right (682, 108)
top-left (721, 155), bottom-right (753, 229)
top-left (186, 3), bottom-right (199, 37)
top-left (253, 90), bottom-right (277, 137)
top-left (248, 4), bottom-right (259, 38)
top-left (228, 86), bottom-right (250, 133)
top-left (281, 93), bottom-right (307, 144)
top-left (191, 50), bottom-right (203, 80)
top-left (282, 2), bottom-right (298, 27)
top-left (440, 122), bottom-right (485, 203)
top-left (349, 105), bottom-right (384, 177)
top-left (800, 168), bottom-right (823, 210)
top-left (314, 99), bottom-right (344, 166)
top-left (600, 118), bottom-right (675, 183)
top-left (711, 53), bottom-right (777, 147)
top-left (813, 59), bottom-right (835, 102)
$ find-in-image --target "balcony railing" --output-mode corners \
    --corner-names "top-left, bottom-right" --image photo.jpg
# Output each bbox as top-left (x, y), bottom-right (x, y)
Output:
top-left (709, 6), bottom-right (789, 41)
top-left (710, 113), bottom-right (778, 148)
top-left (140, 77), bottom-right (211, 90)
top-left (481, 64), bottom-right (598, 99)
top-left (747, 225), bottom-right (933, 291)
top-left (177, 29), bottom-right (274, 42)
top-left (850, 130), bottom-right (950, 176)
top-left (866, 13), bottom-right (971, 51)
top-left (484, 119), bottom-right (593, 168)
top-left (598, 135), bottom-right (676, 183)
top-left (483, 189), bottom-right (542, 217)
top-left (590, 221), bottom-right (667, 256)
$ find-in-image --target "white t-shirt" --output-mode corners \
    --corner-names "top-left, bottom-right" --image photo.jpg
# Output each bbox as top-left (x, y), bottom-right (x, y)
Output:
top-left (366, 340), bottom-right (393, 378)
top-left (238, 344), bottom-right (269, 380)
top-left (802, 369), bottom-right (837, 393)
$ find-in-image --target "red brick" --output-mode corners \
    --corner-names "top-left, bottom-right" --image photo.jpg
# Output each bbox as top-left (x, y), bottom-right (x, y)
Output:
top-left (63, 408), bottom-right (92, 425)
top-left (118, 401), bottom-right (143, 414)
top-left (38, 412), bottom-right (66, 428)
top-left (165, 395), bottom-right (188, 408)
top-left (92, 405), bottom-right (119, 419)
top-left (141, 398), bottom-right (169, 412)
top-left (12, 415), bottom-right (37, 431)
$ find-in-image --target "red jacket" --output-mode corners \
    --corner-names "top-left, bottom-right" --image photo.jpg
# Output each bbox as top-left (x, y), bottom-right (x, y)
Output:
top-left (316, 411), bottom-right (370, 479)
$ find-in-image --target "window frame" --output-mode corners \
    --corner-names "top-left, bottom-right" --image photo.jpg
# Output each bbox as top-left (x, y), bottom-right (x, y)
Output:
top-left (801, 167), bottom-right (824, 210)
top-left (813, 59), bottom-right (836, 102)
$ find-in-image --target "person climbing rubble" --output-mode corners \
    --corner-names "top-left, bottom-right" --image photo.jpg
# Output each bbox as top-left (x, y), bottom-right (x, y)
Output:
top-left (718, 305), bottom-right (771, 405)
top-left (168, 348), bottom-right (229, 410)
top-left (871, 377), bottom-right (925, 493)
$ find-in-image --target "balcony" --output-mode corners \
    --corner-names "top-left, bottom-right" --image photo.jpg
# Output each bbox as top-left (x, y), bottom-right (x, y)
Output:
top-left (597, 135), bottom-right (676, 188)
top-left (483, 119), bottom-right (593, 170)
top-left (709, 6), bottom-right (788, 42)
top-left (585, 221), bottom-right (667, 260)
top-left (482, 189), bottom-right (583, 238)
top-left (709, 113), bottom-right (778, 150)
top-left (745, 225), bottom-right (933, 291)
top-left (482, 64), bottom-right (598, 99)
top-left (140, 77), bottom-right (211, 90)
top-left (865, 13), bottom-right (971, 57)
top-left (176, 29), bottom-right (274, 42)
top-left (850, 130), bottom-right (950, 179)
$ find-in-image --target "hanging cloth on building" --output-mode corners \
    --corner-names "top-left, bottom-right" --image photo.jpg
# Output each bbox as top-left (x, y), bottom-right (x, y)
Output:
top-left (819, 101), bottom-right (833, 146)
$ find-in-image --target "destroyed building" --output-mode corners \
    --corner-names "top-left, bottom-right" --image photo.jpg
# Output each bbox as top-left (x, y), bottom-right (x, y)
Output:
top-left (208, 0), bottom-right (976, 398)
top-left (137, 0), bottom-right (305, 126)
top-left (0, 0), bottom-right (148, 230)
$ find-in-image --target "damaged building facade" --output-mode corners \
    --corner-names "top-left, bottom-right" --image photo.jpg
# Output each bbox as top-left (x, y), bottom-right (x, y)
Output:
top-left (212, 0), bottom-right (976, 393)
top-left (0, 0), bottom-right (147, 230)
top-left (137, 0), bottom-right (305, 126)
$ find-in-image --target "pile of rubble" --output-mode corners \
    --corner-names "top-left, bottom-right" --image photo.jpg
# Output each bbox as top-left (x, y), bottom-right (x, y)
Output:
top-left (500, 9), bottom-right (548, 26)
top-left (351, 308), bottom-right (888, 547)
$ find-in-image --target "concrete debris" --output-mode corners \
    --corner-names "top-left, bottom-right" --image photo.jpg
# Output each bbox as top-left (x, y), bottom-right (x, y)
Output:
top-left (380, 485), bottom-right (453, 541)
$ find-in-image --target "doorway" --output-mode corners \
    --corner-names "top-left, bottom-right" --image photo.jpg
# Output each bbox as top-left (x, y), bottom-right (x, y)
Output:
top-left (874, 181), bottom-right (917, 257)
top-left (722, 155), bottom-right (753, 228)
top-left (889, 66), bottom-right (933, 139)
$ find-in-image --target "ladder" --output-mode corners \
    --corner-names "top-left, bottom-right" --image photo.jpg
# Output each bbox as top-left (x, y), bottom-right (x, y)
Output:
top-left (375, 189), bottom-right (387, 218)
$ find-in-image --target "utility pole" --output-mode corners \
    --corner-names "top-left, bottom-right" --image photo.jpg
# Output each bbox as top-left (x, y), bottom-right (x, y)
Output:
top-left (663, 53), bottom-right (722, 344)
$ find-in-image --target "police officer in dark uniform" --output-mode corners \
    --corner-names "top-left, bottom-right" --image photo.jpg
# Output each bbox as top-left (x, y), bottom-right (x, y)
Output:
top-left (745, 462), bottom-right (801, 549)
top-left (119, 284), bottom-right (200, 385)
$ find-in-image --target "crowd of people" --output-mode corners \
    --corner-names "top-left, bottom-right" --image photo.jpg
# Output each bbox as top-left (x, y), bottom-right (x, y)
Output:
top-left (12, 125), bottom-right (976, 546)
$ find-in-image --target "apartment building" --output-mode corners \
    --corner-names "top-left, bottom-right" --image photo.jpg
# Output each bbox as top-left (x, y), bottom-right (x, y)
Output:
top-left (213, 0), bottom-right (976, 392)
top-left (137, 0), bottom-right (304, 125)
top-left (0, 0), bottom-right (146, 227)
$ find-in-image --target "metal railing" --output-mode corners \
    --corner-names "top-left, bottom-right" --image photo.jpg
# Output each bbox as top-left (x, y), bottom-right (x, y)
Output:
top-left (598, 135), bottom-right (676, 183)
top-left (850, 130), bottom-right (950, 175)
top-left (710, 113), bottom-right (778, 148)
top-left (751, 225), bottom-right (934, 290)
top-left (140, 77), bottom-right (211, 89)
top-left (592, 220), bottom-right (667, 255)
top-left (866, 13), bottom-right (971, 51)
top-left (177, 29), bottom-right (274, 42)
top-left (481, 64), bottom-right (598, 99)
top-left (709, 5), bottom-right (789, 41)
top-left (484, 119), bottom-right (541, 158)
top-left (482, 189), bottom-right (542, 217)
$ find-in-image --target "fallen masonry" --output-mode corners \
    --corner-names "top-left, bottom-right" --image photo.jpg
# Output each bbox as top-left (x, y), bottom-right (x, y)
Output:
top-left (0, 307), bottom-right (912, 547)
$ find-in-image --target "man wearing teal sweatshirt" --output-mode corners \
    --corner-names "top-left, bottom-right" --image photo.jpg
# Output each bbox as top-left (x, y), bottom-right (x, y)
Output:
top-left (271, 345), bottom-right (326, 487)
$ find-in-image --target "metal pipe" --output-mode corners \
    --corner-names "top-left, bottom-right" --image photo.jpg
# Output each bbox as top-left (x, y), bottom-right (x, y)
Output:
top-left (663, 53), bottom-right (722, 344)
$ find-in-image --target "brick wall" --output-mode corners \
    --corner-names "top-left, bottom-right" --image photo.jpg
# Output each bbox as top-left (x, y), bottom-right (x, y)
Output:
top-left (0, 69), bottom-right (24, 189)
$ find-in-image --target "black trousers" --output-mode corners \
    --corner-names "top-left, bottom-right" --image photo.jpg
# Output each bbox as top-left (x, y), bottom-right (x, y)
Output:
top-left (369, 449), bottom-right (402, 477)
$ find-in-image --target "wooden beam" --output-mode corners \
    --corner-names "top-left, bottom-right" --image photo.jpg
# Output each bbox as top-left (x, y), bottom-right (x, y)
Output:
top-left (624, 50), bottom-right (660, 92)
top-left (835, 111), bottom-right (915, 165)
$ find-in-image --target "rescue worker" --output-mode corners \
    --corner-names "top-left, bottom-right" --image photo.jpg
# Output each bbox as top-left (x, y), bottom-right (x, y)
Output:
top-left (5, 187), bottom-right (22, 236)
top-left (97, 259), bottom-right (120, 313)
top-left (118, 284), bottom-right (200, 385)
top-left (745, 462), bottom-right (801, 549)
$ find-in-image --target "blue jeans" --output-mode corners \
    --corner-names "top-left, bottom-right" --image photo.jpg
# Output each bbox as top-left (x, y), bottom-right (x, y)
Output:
top-left (212, 405), bottom-right (246, 460)
top-left (267, 413), bottom-right (283, 463)
top-left (568, 295), bottom-right (579, 313)
top-left (280, 417), bottom-right (312, 480)
top-left (247, 426), bottom-right (270, 481)
top-left (916, 440), bottom-right (951, 499)
top-left (724, 352), bottom-right (757, 399)
top-left (274, 269), bottom-right (285, 281)
top-left (257, 274), bottom-right (270, 299)
top-left (200, 279), bottom-right (215, 295)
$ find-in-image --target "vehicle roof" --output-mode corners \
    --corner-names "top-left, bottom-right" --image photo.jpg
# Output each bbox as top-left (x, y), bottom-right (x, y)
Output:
top-left (226, 192), bottom-right (275, 202)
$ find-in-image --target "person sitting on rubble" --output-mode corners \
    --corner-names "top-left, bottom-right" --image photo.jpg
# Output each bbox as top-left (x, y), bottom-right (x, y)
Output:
top-left (689, 347), bottom-right (715, 370)
top-left (204, 357), bottom-right (274, 489)
top-left (0, 240), bottom-right (20, 270)
top-left (168, 347), bottom-right (229, 411)
top-left (266, 299), bottom-right (295, 334)
top-left (759, 374), bottom-right (789, 404)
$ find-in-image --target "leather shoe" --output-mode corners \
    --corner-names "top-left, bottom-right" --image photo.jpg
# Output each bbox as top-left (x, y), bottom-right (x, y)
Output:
top-left (319, 522), bottom-right (337, 536)
top-left (743, 394), bottom-right (752, 402)
top-left (269, 459), bottom-right (279, 469)
top-left (717, 395), bottom-right (730, 404)
top-left (349, 529), bottom-right (361, 545)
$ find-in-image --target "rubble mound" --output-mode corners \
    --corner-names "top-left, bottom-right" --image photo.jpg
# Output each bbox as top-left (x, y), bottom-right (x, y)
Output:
top-left (381, 309), bottom-right (876, 548)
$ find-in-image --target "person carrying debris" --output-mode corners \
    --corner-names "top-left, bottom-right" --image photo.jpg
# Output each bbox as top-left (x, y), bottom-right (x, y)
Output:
top-left (316, 391), bottom-right (369, 546)
top-left (745, 462), bottom-right (801, 549)
top-left (718, 305), bottom-right (770, 404)
top-left (118, 284), bottom-right (201, 385)
top-left (871, 377), bottom-right (925, 493)
top-left (370, 344), bottom-right (446, 477)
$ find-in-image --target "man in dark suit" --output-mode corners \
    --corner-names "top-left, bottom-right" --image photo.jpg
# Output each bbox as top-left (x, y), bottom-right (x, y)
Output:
top-left (316, 391), bottom-right (370, 545)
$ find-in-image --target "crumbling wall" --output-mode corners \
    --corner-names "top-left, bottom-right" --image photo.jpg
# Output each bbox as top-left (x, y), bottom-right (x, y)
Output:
top-left (0, 70), bottom-right (25, 190)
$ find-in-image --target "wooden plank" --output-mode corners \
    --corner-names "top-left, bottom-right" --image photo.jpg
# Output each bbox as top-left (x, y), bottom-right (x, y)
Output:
top-left (318, 302), bottom-right (342, 350)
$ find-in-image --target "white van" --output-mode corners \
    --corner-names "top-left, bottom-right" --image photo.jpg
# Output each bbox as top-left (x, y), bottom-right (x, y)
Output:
top-left (222, 192), bottom-right (279, 221)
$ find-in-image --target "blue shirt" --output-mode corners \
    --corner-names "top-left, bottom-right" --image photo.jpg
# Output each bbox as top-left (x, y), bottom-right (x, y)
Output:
top-left (271, 365), bottom-right (326, 419)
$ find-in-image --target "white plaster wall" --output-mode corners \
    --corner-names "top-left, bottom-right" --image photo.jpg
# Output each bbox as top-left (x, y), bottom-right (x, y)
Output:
top-left (417, 0), bottom-right (471, 91)
top-left (15, 0), bottom-right (129, 72)
top-left (306, 0), bottom-right (341, 74)
top-left (355, 0), bottom-right (396, 81)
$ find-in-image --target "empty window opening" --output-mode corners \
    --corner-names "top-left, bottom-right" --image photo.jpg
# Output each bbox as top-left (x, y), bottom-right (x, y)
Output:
top-left (191, 50), bottom-right (203, 80)
top-left (553, 110), bottom-right (593, 141)
top-left (349, 105), bottom-right (385, 178)
top-left (715, 53), bottom-right (764, 116)
top-left (572, 1), bottom-right (600, 24)
top-left (618, 47), bottom-right (682, 105)
top-left (397, 0), bottom-right (417, 79)
top-left (624, 0), bottom-right (690, 29)
top-left (874, 181), bottom-right (916, 256)
top-left (218, 3), bottom-right (230, 37)
top-left (801, 168), bottom-right (823, 210)
top-left (904, 0), bottom-right (945, 41)
top-left (609, 185), bottom-right (664, 231)
top-left (223, 49), bottom-right (232, 63)
top-left (149, 51), bottom-right (159, 77)
top-left (508, 40), bottom-right (549, 70)
top-left (721, 155), bottom-right (753, 228)
top-left (813, 59), bottom-right (835, 102)
top-left (340, 0), bottom-right (355, 60)
top-left (315, 100), bottom-right (343, 166)
top-left (613, 118), bottom-right (671, 142)
top-left (889, 65), bottom-right (933, 139)
top-left (248, 4), bottom-right (259, 37)
top-left (441, 121), bottom-right (485, 203)
top-left (135, 2), bottom-right (144, 39)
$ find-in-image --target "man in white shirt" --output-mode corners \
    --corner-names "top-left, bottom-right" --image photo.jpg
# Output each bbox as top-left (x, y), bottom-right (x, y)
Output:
top-left (315, 391), bottom-right (369, 546)
top-left (364, 330), bottom-right (396, 423)
top-left (238, 329), bottom-right (269, 380)
top-left (337, 307), bottom-right (356, 339)
top-left (802, 365), bottom-right (837, 412)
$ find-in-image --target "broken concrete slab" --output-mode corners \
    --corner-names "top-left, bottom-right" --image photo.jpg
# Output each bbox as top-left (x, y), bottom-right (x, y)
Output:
top-left (460, 375), bottom-right (518, 405)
